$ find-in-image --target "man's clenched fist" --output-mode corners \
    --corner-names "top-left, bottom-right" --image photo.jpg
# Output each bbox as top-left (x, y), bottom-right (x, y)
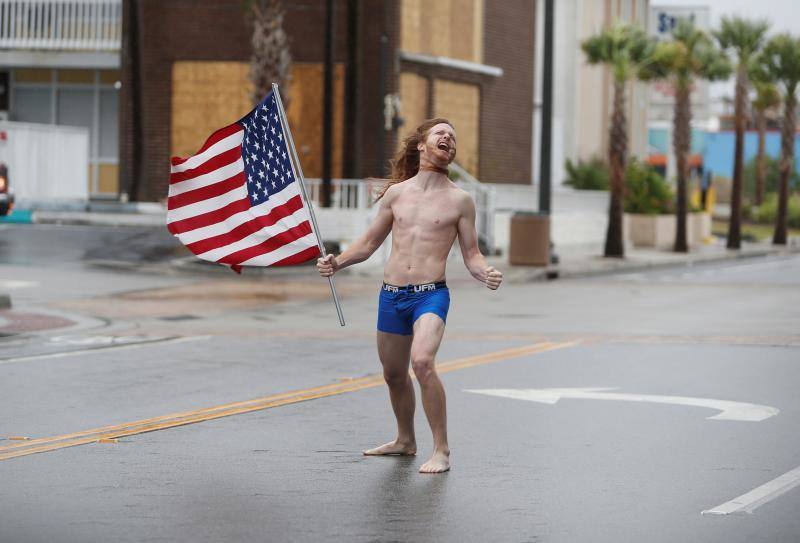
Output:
top-left (317, 254), bottom-right (339, 277)
top-left (485, 266), bottom-right (503, 290)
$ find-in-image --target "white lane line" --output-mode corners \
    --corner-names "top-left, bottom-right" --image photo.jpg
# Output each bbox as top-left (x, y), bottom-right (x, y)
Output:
top-left (702, 465), bottom-right (800, 515)
top-left (465, 388), bottom-right (780, 422)
top-left (0, 336), bottom-right (211, 365)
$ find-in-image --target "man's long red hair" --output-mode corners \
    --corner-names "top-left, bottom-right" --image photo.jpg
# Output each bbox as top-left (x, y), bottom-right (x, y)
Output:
top-left (375, 117), bottom-right (453, 201)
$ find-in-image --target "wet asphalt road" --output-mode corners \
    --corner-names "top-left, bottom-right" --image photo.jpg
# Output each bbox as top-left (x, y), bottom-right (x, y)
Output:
top-left (1, 224), bottom-right (799, 542)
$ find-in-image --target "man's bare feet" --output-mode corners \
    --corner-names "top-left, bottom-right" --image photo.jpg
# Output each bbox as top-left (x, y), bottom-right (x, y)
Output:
top-left (419, 449), bottom-right (450, 473)
top-left (363, 439), bottom-right (417, 456)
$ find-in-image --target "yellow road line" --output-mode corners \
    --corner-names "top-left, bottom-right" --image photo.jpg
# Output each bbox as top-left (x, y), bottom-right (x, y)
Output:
top-left (0, 341), bottom-right (577, 461)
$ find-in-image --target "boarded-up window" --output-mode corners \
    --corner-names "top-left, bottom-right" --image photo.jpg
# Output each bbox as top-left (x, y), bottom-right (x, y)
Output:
top-left (401, 0), bottom-right (484, 63)
top-left (171, 61), bottom-right (343, 178)
top-left (170, 61), bottom-right (253, 159)
top-left (433, 79), bottom-right (480, 176)
top-left (397, 73), bottom-right (429, 151)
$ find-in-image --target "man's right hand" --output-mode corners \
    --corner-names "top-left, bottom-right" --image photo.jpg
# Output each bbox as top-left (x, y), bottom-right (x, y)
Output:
top-left (317, 254), bottom-right (339, 277)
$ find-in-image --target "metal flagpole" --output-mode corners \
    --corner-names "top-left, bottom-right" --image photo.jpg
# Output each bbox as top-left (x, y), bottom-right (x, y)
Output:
top-left (272, 83), bottom-right (346, 327)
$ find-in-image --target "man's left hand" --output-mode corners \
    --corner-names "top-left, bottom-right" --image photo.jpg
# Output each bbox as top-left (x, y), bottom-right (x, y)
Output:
top-left (485, 266), bottom-right (503, 290)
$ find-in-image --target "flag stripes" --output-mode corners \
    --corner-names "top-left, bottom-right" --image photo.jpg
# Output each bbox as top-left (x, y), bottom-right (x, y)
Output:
top-left (166, 96), bottom-right (320, 273)
top-left (170, 124), bottom-right (243, 169)
top-left (186, 194), bottom-right (305, 255)
top-left (169, 147), bottom-right (242, 186)
top-left (216, 222), bottom-right (313, 266)
top-left (167, 172), bottom-right (245, 210)
top-left (167, 198), bottom-right (251, 236)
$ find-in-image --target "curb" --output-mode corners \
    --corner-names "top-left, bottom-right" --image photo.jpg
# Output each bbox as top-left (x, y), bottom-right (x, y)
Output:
top-left (33, 211), bottom-right (166, 228)
top-left (500, 244), bottom-right (800, 284)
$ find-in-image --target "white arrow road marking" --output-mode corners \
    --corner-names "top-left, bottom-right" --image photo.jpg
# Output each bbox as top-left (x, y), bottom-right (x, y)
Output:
top-left (702, 464), bottom-right (800, 515)
top-left (464, 388), bottom-right (780, 422)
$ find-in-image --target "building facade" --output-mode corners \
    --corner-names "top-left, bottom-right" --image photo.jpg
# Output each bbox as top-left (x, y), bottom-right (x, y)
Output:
top-left (0, 0), bottom-right (123, 198)
top-left (121, 0), bottom-right (537, 202)
top-left (535, 0), bottom-right (650, 185)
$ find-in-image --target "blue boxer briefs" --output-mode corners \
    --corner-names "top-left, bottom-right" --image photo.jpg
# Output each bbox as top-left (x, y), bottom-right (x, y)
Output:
top-left (377, 281), bottom-right (450, 336)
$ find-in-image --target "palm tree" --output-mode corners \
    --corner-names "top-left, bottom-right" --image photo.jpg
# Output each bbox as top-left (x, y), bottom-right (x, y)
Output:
top-left (582, 23), bottom-right (659, 258)
top-left (247, 0), bottom-right (291, 105)
top-left (750, 81), bottom-right (781, 206)
top-left (714, 17), bottom-right (769, 249)
top-left (651, 21), bottom-right (731, 252)
top-left (753, 34), bottom-right (800, 245)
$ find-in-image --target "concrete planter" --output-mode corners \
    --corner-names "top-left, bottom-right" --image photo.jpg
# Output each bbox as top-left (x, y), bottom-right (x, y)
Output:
top-left (689, 211), bottom-right (712, 244)
top-left (625, 212), bottom-right (712, 248)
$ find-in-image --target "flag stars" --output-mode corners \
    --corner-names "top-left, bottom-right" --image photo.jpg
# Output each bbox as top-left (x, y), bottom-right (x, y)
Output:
top-left (240, 93), bottom-right (299, 205)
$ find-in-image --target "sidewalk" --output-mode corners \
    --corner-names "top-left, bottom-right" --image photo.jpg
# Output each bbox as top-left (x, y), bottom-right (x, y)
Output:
top-left (490, 239), bottom-right (800, 284)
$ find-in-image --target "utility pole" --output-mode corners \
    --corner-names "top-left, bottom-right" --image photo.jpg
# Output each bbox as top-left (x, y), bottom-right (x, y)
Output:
top-left (343, 0), bottom-right (359, 178)
top-left (122, 0), bottom-right (142, 202)
top-left (376, 6), bottom-right (388, 177)
top-left (539, 0), bottom-right (554, 215)
top-left (321, 0), bottom-right (334, 207)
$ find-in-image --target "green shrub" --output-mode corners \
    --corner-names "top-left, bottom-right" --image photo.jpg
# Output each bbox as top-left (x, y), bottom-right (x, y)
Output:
top-left (743, 155), bottom-right (800, 201)
top-left (564, 157), bottom-right (609, 190)
top-left (624, 159), bottom-right (673, 215)
top-left (753, 192), bottom-right (800, 228)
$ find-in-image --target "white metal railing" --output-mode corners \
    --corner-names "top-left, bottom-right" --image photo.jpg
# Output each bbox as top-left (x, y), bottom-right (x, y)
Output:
top-left (304, 178), bottom-right (376, 210)
top-left (450, 162), bottom-right (496, 254)
top-left (0, 0), bottom-right (121, 51)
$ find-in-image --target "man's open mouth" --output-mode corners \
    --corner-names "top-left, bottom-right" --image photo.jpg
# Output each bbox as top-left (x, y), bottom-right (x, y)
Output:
top-left (437, 142), bottom-right (450, 151)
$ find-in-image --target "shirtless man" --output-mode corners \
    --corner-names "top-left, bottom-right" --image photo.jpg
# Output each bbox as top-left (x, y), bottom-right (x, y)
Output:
top-left (316, 118), bottom-right (503, 474)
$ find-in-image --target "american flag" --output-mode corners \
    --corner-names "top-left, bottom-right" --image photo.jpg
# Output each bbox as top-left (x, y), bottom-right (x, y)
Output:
top-left (167, 91), bottom-right (320, 273)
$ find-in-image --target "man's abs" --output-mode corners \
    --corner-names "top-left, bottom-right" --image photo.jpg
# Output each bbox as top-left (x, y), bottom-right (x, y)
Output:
top-left (383, 235), bottom-right (453, 285)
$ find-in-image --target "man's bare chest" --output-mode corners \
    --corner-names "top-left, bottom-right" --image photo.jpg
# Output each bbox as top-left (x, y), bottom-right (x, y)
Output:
top-left (393, 196), bottom-right (460, 232)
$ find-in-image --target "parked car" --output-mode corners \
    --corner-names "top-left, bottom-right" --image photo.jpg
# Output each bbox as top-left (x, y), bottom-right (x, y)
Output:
top-left (0, 162), bottom-right (13, 216)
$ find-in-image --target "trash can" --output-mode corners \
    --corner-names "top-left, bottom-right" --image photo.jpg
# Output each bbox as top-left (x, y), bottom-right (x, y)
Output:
top-left (508, 211), bottom-right (550, 266)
